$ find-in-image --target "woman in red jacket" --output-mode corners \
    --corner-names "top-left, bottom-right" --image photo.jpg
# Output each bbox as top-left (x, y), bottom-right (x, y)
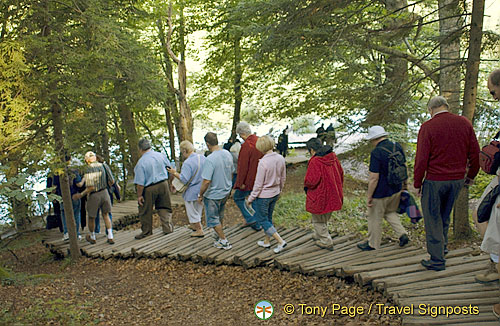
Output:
top-left (304, 138), bottom-right (344, 250)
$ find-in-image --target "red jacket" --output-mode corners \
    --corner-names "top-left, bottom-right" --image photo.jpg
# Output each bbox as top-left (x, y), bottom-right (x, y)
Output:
top-left (414, 112), bottom-right (480, 188)
top-left (235, 134), bottom-right (263, 191)
top-left (304, 148), bottom-right (344, 215)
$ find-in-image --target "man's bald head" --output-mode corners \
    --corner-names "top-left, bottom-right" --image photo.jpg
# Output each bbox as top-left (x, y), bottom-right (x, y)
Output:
top-left (488, 69), bottom-right (500, 101)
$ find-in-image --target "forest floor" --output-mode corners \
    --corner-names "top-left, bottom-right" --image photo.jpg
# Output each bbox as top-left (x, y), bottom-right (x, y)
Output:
top-left (0, 162), bottom-right (483, 325)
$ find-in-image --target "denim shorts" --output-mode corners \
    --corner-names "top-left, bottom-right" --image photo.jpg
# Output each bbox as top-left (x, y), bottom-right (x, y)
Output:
top-left (204, 196), bottom-right (228, 228)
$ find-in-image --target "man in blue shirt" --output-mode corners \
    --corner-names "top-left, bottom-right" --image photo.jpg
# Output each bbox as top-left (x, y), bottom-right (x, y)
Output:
top-left (358, 126), bottom-right (409, 251)
top-left (198, 132), bottom-right (234, 250)
top-left (134, 138), bottom-right (174, 239)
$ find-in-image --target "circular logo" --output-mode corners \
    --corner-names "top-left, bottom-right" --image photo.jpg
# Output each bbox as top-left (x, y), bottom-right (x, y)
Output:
top-left (254, 300), bottom-right (274, 320)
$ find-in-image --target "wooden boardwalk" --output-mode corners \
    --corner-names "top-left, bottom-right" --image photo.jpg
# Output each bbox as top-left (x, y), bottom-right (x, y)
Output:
top-left (42, 201), bottom-right (499, 325)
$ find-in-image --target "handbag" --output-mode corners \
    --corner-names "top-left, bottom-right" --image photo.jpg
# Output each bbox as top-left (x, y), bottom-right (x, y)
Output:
top-left (172, 154), bottom-right (201, 193)
top-left (478, 178), bottom-right (500, 223)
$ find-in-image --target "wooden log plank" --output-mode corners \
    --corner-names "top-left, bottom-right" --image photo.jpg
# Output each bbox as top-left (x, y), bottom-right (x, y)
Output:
top-left (402, 312), bottom-right (498, 326)
top-left (360, 254), bottom-right (486, 287)
top-left (173, 225), bottom-right (252, 260)
top-left (308, 245), bottom-right (421, 277)
top-left (385, 271), bottom-right (480, 297)
top-left (396, 282), bottom-right (498, 299)
top-left (250, 229), bottom-right (313, 267)
top-left (396, 289), bottom-right (500, 306)
top-left (374, 259), bottom-right (489, 292)
top-left (344, 248), bottom-right (473, 278)
top-left (400, 297), bottom-right (499, 307)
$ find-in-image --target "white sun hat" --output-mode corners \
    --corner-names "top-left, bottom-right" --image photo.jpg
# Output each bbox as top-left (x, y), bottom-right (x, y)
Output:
top-left (366, 126), bottom-right (388, 140)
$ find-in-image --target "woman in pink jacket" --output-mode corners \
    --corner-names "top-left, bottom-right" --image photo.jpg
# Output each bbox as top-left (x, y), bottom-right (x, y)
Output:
top-left (246, 135), bottom-right (287, 253)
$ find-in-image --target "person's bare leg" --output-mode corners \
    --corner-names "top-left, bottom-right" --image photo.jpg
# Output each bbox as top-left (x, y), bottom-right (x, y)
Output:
top-left (214, 224), bottom-right (226, 240)
top-left (272, 232), bottom-right (284, 245)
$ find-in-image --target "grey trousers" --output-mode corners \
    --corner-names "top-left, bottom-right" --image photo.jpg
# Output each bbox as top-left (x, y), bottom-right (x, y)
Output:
top-left (421, 179), bottom-right (464, 266)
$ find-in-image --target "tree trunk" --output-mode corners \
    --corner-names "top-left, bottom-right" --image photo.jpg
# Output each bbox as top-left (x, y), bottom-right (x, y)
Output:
top-left (51, 100), bottom-right (80, 260)
top-left (366, 0), bottom-right (410, 125)
top-left (230, 35), bottom-right (243, 142)
top-left (438, 0), bottom-right (463, 113)
top-left (166, 2), bottom-right (193, 143)
top-left (453, 0), bottom-right (485, 240)
top-left (157, 18), bottom-right (182, 147)
top-left (112, 109), bottom-right (128, 199)
top-left (164, 105), bottom-right (177, 163)
top-left (117, 102), bottom-right (140, 169)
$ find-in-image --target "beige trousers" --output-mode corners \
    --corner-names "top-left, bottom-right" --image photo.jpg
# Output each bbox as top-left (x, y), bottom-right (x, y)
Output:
top-left (312, 212), bottom-right (333, 246)
top-left (368, 192), bottom-right (406, 249)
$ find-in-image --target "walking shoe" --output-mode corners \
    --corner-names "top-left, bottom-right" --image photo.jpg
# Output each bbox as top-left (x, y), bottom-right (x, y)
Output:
top-left (78, 235), bottom-right (82, 241)
top-left (257, 240), bottom-right (271, 248)
top-left (190, 230), bottom-right (205, 238)
top-left (421, 259), bottom-right (445, 271)
top-left (357, 241), bottom-right (375, 251)
top-left (107, 238), bottom-right (115, 245)
top-left (213, 239), bottom-right (232, 250)
top-left (85, 234), bottom-right (96, 244)
top-left (273, 241), bottom-right (287, 254)
top-left (475, 260), bottom-right (499, 283)
top-left (444, 247), bottom-right (449, 256)
top-left (135, 232), bottom-right (151, 240)
top-left (399, 234), bottom-right (409, 247)
top-left (62, 233), bottom-right (69, 241)
top-left (251, 225), bottom-right (263, 231)
top-left (315, 241), bottom-right (334, 251)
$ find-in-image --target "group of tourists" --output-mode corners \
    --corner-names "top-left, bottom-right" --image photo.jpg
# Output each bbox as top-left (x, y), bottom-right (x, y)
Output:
top-left (49, 68), bottom-right (500, 317)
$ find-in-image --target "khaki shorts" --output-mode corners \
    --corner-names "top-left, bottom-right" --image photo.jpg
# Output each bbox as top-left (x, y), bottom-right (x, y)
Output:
top-left (86, 189), bottom-right (112, 218)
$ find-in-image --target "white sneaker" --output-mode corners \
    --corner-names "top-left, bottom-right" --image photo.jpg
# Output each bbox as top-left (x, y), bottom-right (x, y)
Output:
top-left (62, 233), bottom-right (69, 241)
top-left (257, 240), bottom-right (271, 248)
top-left (213, 239), bottom-right (232, 250)
top-left (78, 235), bottom-right (82, 241)
top-left (273, 241), bottom-right (287, 254)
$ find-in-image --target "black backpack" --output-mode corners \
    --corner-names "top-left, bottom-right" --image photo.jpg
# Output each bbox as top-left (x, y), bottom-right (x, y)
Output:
top-left (382, 142), bottom-right (408, 185)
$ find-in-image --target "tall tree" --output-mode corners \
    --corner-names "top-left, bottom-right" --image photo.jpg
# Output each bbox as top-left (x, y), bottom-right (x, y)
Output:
top-left (165, 2), bottom-right (193, 143)
top-left (453, 0), bottom-right (485, 239)
top-left (438, 0), bottom-right (463, 113)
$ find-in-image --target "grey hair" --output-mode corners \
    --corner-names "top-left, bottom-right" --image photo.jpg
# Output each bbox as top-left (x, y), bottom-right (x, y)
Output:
top-left (236, 121), bottom-right (252, 135)
top-left (138, 138), bottom-right (151, 151)
top-left (180, 140), bottom-right (194, 153)
top-left (490, 69), bottom-right (500, 86)
top-left (427, 96), bottom-right (449, 111)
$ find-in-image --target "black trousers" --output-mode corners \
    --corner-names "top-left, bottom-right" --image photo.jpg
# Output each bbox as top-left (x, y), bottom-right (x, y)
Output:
top-left (421, 179), bottom-right (464, 266)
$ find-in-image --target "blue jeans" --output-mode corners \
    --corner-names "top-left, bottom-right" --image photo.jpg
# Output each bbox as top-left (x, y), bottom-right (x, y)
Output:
top-left (61, 198), bottom-right (81, 236)
top-left (233, 189), bottom-right (259, 228)
top-left (254, 195), bottom-right (279, 237)
top-left (204, 197), bottom-right (228, 228)
top-left (95, 210), bottom-right (113, 234)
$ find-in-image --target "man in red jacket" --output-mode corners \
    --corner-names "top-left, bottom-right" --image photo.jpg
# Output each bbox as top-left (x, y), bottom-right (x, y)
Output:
top-left (415, 96), bottom-right (480, 271)
top-left (304, 138), bottom-right (344, 251)
top-left (358, 126), bottom-right (409, 252)
top-left (234, 122), bottom-right (263, 231)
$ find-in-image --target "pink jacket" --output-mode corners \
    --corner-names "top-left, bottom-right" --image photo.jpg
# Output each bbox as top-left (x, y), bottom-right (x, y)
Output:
top-left (248, 152), bottom-right (286, 202)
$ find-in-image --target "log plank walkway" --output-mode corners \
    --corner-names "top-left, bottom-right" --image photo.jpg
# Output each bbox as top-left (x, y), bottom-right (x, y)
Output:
top-left (42, 200), bottom-right (499, 325)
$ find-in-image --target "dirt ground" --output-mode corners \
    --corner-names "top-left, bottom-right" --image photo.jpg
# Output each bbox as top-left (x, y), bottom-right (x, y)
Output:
top-left (0, 165), bottom-right (401, 326)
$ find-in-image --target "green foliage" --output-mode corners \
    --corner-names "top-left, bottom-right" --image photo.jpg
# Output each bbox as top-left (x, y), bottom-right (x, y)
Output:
top-left (470, 171), bottom-right (495, 199)
top-left (0, 298), bottom-right (97, 326)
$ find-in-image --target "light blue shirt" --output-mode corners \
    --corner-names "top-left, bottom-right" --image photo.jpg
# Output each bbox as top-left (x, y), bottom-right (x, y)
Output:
top-left (201, 149), bottom-right (234, 200)
top-left (180, 153), bottom-right (206, 201)
top-left (134, 150), bottom-right (171, 187)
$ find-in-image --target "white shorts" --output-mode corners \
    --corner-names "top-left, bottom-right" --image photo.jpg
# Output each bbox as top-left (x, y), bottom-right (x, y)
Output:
top-left (185, 200), bottom-right (203, 224)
